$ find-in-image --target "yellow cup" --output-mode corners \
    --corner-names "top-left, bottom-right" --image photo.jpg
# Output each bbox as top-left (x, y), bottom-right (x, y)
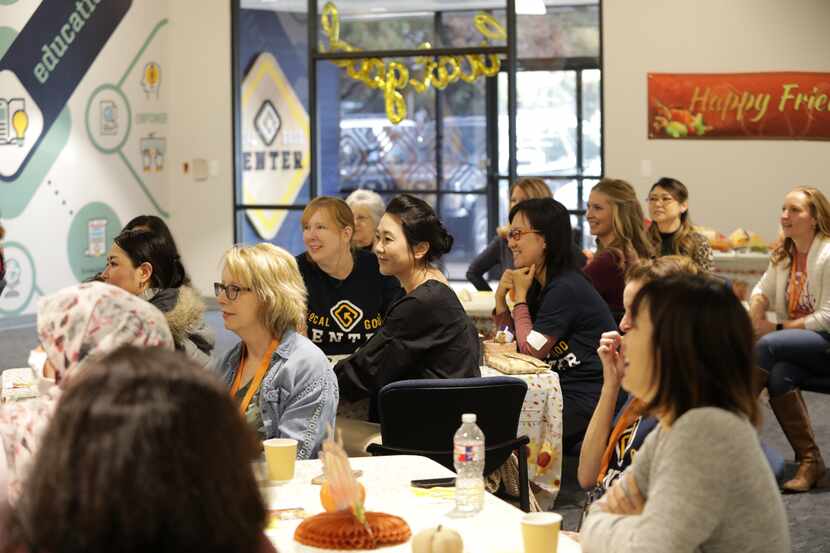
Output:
top-left (263, 438), bottom-right (298, 481)
top-left (521, 512), bottom-right (562, 553)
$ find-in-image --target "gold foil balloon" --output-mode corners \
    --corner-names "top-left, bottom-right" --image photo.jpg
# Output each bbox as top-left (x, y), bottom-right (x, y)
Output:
top-left (319, 3), bottom-right (508, 124)
top-left (384, 62), bottom-right (409, 124)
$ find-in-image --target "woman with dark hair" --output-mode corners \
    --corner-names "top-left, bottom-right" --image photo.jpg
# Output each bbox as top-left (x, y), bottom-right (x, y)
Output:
top-left (102, 227), bottom-right (214, 367)
top-left (1, 346), bottom-right (275, 553)
top-left (645, 177), bottom-right (712, 272)
top-left (581, 275), bottom-right (789, 553)
top-left (466, 177), bottom-right (552, 291)
top-left (751, 186), bottom-right (830, 492)
top-left (296, 197), bottom-right (402, 358)
top-left (494, 198), bottom-right (616, 450)
top-left (122, 214), bottom-right (192, 281)
top-left (335, 194), bottom-right (480, 422)
top-left (584, 179), bottom-right (655, 322)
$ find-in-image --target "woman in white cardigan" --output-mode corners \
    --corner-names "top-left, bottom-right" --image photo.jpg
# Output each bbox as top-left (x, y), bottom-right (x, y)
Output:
top-left (750, 186), bottom-right (830, 493)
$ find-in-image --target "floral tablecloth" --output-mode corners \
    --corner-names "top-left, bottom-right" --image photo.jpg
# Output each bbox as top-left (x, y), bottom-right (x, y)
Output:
top-left (480, 365), bottom-right (563, 506)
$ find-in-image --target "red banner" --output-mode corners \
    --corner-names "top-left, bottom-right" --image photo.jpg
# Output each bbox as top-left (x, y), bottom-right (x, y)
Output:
top-left (648, 72), bottom-right (830, 140)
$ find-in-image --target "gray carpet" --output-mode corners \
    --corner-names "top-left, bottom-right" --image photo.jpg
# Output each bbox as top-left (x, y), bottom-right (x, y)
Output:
top-left (2, 311), bottom-right (829, 550)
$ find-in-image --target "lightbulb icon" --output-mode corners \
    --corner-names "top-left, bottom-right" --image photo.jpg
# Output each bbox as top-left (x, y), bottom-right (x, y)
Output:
top-left (12, 109), bottom-right (28, 146)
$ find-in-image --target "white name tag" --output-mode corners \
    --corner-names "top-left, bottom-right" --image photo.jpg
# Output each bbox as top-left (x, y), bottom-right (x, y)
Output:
top-left (526, 330), bottom-right (548, 351)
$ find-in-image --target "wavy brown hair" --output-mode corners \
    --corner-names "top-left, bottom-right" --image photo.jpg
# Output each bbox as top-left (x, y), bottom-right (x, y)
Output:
top-left (770, 186), bottom-right (830, 266)
top-left (592, 178), bottom-right (655, 267)
top-left (646, 177), bottom-right (699, 257)
top-left (630, 275), bottom-right (759, 426)
top-left (2, 346), bottom-right (266, 553)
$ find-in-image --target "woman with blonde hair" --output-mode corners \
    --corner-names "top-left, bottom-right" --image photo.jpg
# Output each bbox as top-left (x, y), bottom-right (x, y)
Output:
top-left (216, 243), bottom-right (338, 459)
top-left (584, 179), bottom-right (655, 322)
top-left (646, 177), bottom-right (712, 271)
top-left (466, 178), bottom-right (552, 291)
top-left (750, 186), bottom-right (830, 492)
top-left (297, 197), bottom-right (402, 358)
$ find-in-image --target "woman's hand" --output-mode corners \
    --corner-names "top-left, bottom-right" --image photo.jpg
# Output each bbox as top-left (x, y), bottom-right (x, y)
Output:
top-left (496, 269), bottom-right (514, 299)
top-left (512, 264), bottom-right (536, 303)
top-left (753, 318), bottom-right (776, 337)
top-left (597, 331), bottom-right (625, 388)
top-left (599, 473), bottom-right (644, 515)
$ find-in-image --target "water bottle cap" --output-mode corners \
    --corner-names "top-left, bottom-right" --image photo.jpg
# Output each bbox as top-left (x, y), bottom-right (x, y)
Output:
top-left (462, 413), bottom-right (476, 423)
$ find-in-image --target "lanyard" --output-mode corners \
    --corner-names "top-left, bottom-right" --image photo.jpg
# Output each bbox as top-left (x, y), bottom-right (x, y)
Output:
top-left (596, 398), bottom-right (645, 485)
top-left (230, 339), bottom-right (279, 415)
top-left (787, 253), bottom-right (808, 319)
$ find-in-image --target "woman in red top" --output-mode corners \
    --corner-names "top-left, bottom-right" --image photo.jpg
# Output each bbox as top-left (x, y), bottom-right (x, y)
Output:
top-left (584, 179), bottom-right (655, 322)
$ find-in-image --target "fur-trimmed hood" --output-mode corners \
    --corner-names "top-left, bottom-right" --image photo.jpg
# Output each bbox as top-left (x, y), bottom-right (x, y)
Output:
top-left (149, 286), bottom-right (215, 364)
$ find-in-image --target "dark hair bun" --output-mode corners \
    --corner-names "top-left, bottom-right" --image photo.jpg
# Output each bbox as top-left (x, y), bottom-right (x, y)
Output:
top-left (386, 194), bottom-right (454, 264)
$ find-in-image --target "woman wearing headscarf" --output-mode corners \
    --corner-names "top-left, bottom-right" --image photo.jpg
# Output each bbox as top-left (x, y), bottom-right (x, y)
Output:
top-left (0, 281), bottom-right (174, 501)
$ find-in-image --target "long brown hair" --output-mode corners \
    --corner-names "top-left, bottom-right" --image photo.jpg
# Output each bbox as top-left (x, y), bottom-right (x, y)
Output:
top-left (592, 178), bottom-right (655, 267)
top-left (630, 275), bottom-right (759, 426)
top-left (3, 346), bottom-right (266, 553)
top-left (770, 186), bottom-right (830, 266)
top-left (646, 177), bottom-right (698, 256)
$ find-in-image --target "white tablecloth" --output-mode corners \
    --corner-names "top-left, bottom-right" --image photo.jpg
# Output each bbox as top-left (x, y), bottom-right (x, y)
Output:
top-left (260, 455), bottom-right (580, 553)
top-left (712, 252), bottom-right (770, 299)
top-left (481, 366), bottom-right (563, 507)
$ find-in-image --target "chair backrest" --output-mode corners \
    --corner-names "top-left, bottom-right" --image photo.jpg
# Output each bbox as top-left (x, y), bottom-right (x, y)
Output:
top-left (376, 376), bottom-right (527, 474)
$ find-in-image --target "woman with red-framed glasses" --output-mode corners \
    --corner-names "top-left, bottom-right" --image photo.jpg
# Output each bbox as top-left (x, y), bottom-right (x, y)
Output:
top-left (494, 198), bottom-right (616, 453)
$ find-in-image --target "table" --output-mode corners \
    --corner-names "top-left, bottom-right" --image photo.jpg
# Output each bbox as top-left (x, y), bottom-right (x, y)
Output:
top-left (480, 366), bottom-right (563, 508)
top-left (456, 290), bottom-right (497, 337)
top-left (260, 455), bottom-right (580, 553)
top-left (712, 251), bottom-right (770, 300)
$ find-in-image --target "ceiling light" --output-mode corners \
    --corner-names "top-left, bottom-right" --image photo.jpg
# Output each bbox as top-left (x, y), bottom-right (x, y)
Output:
top-left (516, 0), bottom-right (547, 15)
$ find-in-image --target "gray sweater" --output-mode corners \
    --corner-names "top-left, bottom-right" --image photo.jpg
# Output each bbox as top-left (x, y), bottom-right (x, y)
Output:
top-left (582, 407), bottom-right (789, 553)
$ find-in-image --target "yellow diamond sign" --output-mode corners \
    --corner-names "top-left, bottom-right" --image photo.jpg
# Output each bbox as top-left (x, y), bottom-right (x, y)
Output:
top-left (240, 52), bottom-right (310, 240)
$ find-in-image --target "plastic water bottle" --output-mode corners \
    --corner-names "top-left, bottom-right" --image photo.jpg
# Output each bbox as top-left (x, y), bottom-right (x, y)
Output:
top-left (453, 413), bottom-right (485, 514)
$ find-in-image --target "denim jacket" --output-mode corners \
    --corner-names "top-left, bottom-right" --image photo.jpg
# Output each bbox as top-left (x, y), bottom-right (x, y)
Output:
top-left (217, 330), bottom-right (338, 460)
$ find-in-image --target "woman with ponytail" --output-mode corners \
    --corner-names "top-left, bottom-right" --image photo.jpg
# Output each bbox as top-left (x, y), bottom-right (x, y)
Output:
top-left (102, 224), bottom-right (215, 367)
top-left (334, 194), bottom-right (481, 422)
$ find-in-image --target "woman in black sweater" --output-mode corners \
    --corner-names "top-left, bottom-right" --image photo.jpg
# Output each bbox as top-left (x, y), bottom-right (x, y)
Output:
top-left (335, 194), bottom-right (481, 421)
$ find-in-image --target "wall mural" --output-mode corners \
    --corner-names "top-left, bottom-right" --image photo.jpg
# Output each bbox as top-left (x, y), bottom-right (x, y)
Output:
top-left (0, 0), bottom-right (168, 317)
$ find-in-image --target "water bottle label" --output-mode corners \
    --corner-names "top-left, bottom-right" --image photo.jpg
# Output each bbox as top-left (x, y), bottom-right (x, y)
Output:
top-left (454, 443), bottom-right (480, 463)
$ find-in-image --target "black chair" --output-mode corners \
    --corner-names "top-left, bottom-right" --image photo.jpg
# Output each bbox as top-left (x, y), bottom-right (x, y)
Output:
top-left (366, 377), bottom-right (531, 511)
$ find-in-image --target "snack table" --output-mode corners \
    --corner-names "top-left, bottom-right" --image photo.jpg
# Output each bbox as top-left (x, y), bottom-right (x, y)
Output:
top-left (712, 251), bottom-right (769, 299)
top-left (260, 455), bottom-right (580, 553)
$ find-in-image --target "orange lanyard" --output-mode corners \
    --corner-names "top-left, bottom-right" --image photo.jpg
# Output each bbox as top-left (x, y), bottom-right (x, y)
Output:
top-left (787, 253), bottom-right (808, 318)
top-left (597, 398), bottom-right (645, 485)
top-left (230, 339), bottom-right (279, 415)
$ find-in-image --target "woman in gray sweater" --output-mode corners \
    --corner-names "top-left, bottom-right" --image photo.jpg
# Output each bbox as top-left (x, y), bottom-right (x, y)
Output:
top-left (581, 275), bottom-right (789, 553)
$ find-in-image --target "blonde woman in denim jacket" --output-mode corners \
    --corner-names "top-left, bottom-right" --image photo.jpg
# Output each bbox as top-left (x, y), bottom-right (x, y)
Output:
top-left (215, 244), bottom-right (338, 460)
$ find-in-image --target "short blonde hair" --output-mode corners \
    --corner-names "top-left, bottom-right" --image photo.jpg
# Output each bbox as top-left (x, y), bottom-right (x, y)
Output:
top-left (221, 243), bottom-right (306, 338)
top-left (511, 177), bottom-right (552, 200)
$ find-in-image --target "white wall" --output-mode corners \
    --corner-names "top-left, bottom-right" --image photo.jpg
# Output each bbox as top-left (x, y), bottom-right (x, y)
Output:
top-left (602, 0), bottom-right (830, 242)
top-left (166, 0), bottom-right (234, 295)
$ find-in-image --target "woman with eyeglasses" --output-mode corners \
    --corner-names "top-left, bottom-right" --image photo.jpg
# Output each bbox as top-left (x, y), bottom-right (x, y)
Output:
top-left (495, 198), bottom-right (616, 451)
top-left (334, 194), bottom-right (480, 422)
top-left (581, 275), bottom-right (789, 553)
top-left (584, 179), bottom-right (655, 323)
top-left (297, 197), bottom-right (402, 359)
top-left (466, 178), bottom-right (552, 291)
top-left (215, 243), bottom-right (338, 459)
top-left (101, 225), bottom-right (215, 367)
top-left (645, 177), bottom-right (712, 272)
top-left (750, 186), bottom-right (830, 493)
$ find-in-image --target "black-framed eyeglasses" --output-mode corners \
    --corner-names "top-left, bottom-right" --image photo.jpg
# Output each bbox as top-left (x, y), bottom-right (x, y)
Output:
top-left (213, 282), bottom-right (251, 301)
top-left (507, 228), bottom-right (541, 241)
